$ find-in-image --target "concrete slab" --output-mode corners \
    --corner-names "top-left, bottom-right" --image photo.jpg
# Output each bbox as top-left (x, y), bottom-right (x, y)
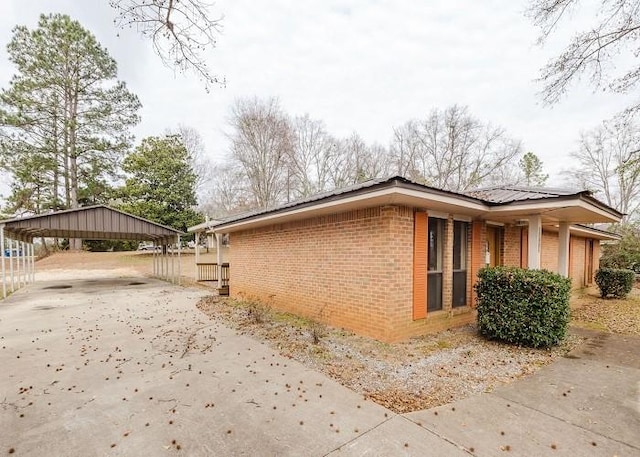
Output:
top-left (327, 415), bottom-right (469, 456)
top-left (407, 393), bottom-right (636, 456)
top-left (1, 276), bottom-right (391, 456)
top-left (569, 328), bottom-right (640, 369)
top-left (3, 272), bottom-right (640, 456)
top-left (494, 356), bottom-right (640, 450)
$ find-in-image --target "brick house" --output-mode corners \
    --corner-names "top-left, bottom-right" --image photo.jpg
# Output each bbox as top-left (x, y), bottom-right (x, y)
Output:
top-left (202, 177), bottom-right (622, 342)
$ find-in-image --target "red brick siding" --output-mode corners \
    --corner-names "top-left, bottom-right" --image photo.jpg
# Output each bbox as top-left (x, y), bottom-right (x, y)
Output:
top-left (540, 230), bottom-right (559, 272)
top-left (229, 209), bottom-right (603, 341)
top-left (503, 225), bottom-right (522, 267)
top-left (230, 206), bottom-right (416, 341)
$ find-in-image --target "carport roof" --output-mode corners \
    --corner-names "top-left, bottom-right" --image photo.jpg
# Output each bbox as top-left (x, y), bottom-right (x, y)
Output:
top-left (0, 205), bottom-right (183, 243)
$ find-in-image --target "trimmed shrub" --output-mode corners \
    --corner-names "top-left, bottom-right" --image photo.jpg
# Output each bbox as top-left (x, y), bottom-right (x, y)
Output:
top-left (594, 268), bottom-right (635, 298)
top-left (475, 267), bottom-right (571, 348)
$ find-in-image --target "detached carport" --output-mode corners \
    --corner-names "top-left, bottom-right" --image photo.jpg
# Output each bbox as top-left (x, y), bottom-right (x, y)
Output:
top-left (0, 205), bottom-right (184, 298)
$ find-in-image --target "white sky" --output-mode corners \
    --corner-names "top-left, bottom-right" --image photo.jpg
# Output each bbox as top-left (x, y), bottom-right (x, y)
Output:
top-left (0, 0), bottom-right (632, 191)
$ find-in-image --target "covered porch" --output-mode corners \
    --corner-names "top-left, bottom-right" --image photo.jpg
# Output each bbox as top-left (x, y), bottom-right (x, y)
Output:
top-left (188, 220), bottom-right (229, 295)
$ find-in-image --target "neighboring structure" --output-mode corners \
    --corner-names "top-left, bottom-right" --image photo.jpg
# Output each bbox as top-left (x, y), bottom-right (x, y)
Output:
top-left (187, 218), bottom-right (229, 290)
top-left (203, 177), bottom-right (622, 342)
top-left (0, 205), bottom-right (184, 298)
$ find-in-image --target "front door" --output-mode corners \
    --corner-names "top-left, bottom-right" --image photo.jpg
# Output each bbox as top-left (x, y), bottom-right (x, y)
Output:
top-left (486, 226), bottom-right (503, 267)
top-left (585, 239), bottom-right (594, 285)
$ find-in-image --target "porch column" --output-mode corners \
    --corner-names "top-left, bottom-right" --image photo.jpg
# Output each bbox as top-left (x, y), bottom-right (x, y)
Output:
top-left (527, 215), bottom-right (542, 269)
top-left (195, 232), bottom-right (200, 281)
top-left (558, 222), bottom-right (570, 277)
top-left (216, 233), bottom-right (222, 289)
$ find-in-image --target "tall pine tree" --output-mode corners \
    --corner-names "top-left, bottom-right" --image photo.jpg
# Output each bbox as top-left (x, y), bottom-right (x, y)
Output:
top-left (0, 13), bottom-right (141, 217)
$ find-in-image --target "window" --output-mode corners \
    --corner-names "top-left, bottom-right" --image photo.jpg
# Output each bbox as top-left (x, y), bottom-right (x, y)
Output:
top-left (427, 217), bottom-right (445, 312)
top-left (453, 221), bottom-right (469, 307)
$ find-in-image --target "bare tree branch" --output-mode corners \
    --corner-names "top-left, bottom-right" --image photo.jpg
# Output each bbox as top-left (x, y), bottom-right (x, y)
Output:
top-left (528, 0), bottom-right (640, 108)
top-left (109, 0), bottom-right (224, 91)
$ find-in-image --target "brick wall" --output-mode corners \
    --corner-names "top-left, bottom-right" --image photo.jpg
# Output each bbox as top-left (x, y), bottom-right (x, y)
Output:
top-left (540, 230), bottom-right (559, 272)
top-left (229, 206), bottom-right (415, 341)
top-left (228, 208), bottom-right (603, 342)
top-left (229, 205), bottom-right (477, 342)
top-left (503, 225), bottom-right (522, 267)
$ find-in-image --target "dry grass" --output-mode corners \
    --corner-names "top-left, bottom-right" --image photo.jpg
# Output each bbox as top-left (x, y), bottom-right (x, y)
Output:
top-left (197, 296), bottom-right (580, 413)
top-left (571, 286), bottom-right (640, 336)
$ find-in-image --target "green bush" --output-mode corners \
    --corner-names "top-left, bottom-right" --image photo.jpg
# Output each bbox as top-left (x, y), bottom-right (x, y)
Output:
top-left (600, 224), bottom-right (640, 273)
top-left (475, 267), bottom-right (571, 348)
top-left (594, 268), bottom-right (635, 298)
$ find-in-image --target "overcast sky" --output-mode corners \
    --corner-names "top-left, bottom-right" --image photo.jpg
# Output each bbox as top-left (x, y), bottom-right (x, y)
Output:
top-left (0, 0), bottom-right (632, 189)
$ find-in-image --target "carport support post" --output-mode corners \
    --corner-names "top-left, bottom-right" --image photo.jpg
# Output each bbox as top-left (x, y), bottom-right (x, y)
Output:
top-left (9, 239), bottom-right (15, 293)
top-left (0, 226), bottom-right (5, 298)
top-left (558, 222), bottom-right (570, 277)
top-left (177, 234), bottom-right (181, 285)
top-left (170, 239), bottom-right (175, 284)
top-left (164, 244), bottom-right (169, 281)
top-left (21, 241), bottom-right (26, 286)
top-left (15, 240), bottom-right (21, 287)
top-left (527, 215), bottom-right (542, 270)
top-left (29, 243), bottom-right (34, 283)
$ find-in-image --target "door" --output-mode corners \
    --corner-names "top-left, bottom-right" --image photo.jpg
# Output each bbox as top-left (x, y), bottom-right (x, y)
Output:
top-left (427, 217), bottom-right (445, 312)
top-left (486, 226), bottom-right (503, 267)
top-left (585, 239), bottom-right (594, 285)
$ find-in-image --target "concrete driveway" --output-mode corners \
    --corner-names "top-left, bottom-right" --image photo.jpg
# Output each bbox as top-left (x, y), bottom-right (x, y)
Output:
top-left (1, 275), bottom-right (466, 456)
top-left (2, 273), bottom-right (639, 456)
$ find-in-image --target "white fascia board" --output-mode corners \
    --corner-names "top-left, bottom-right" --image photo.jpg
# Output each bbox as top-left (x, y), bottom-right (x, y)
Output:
top-left (213, 187), bottom-right (489, 233)
top-left (570, 225), bottom-right (620, 240)
top-left (487, 198), bottom-right (620, 222)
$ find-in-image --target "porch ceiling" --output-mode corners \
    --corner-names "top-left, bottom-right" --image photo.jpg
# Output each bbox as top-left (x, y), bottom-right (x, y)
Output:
top-left (484, 201), bottom-right (619, 224)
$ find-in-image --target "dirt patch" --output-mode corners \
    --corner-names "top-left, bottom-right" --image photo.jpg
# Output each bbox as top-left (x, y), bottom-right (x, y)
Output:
top-left (571, 287), bottom-right (640, 335)
top-left (196, 296), bottom-right (580, 414)
top-left (43, 284), bottom-right (72, 290)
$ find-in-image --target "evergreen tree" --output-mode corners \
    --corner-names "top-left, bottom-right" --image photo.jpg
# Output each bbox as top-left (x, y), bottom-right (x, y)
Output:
top-left (0, 13), bottom-right (141, 216)
top-left (119, 135), bottom-right (202, 232)
top-left (519, 152), bottom-right (548, 187)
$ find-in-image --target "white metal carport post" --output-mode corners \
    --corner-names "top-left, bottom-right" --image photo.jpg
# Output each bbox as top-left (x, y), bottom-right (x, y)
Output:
top-left (558, 222), bottom-right (570, 277)
top-left (21, 241), bottom-right (26, 286)
top-left (177, 234), bottom-right (181, 285)
top-left (0, 225), bottom-right (5, 298)
top-left (527, 215), bottom-right (542, 269)
top-left (9, 238), bottom-right (14, 293)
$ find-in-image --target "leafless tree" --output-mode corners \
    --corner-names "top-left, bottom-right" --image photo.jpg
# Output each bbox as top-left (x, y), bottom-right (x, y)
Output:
top-left (166, 124), bottom-right (212, 195)
top-left (391, 105), bottom-right (522, 191)
top-left (325, 133), bottom-right (392, 189)
top-left (228, 97), bottom-right (294, 209)
top-left (200, 162), bottom-right (252, 217)
top-left (288, 114), bottom-right (335, 198)
top-left (110, 0), bottom-right (223, 91)
top-left (527, 0), bottom-right (640, 109)
top-left (566, 112), bottom-right (640, 219)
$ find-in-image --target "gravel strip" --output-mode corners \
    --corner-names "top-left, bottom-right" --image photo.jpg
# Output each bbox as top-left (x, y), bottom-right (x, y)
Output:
top-left (196, 296), bottom-right (580, 413)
